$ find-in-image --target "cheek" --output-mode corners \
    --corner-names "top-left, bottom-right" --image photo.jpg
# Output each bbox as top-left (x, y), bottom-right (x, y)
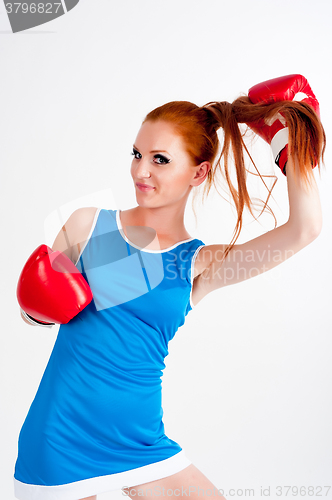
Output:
top-left (172, 169), bottom-right (192, 185)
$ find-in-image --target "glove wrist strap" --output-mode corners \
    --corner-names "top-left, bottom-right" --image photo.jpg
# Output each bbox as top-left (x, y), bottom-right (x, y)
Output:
top-left (271, 127), bottom-right (289, 160)
top-left (20, 308), bottom-right (55, 328)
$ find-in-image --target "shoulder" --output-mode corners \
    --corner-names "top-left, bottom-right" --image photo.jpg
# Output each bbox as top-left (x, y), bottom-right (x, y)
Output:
top-left (52, 207), bottom-right (100, 264)
top-left (192, 242), bottom-right (233, 279)
top-left (68, 207), bottom-right (100, 235)
top-left (192, 242), bottom-right (210, 279)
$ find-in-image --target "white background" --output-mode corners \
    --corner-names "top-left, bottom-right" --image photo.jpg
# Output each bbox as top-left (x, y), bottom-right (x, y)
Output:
top-left (0, 0), bottom-right (331, 499)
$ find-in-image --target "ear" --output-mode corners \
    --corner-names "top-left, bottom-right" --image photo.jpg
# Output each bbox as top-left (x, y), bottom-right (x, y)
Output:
top-left (192, 161), bottom-right (211, 186)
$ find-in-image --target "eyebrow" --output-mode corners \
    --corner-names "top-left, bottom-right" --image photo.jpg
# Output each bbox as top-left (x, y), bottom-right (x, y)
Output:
top-left (133, 145), bottom-right (170, 154)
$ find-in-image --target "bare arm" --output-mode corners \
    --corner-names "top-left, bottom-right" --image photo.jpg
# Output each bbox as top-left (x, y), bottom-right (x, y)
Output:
top-left (286, 156), bottom-right (322, 236)
top-left (51, 207), bottom-right (99, 263)
top-left (19, 207), bottom-right (98, 326)
top-left (194, 155), bottom-right (322, 295)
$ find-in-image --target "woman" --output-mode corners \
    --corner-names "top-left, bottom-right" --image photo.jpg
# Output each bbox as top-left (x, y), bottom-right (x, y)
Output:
top-left (15, 75), bottom-right (325, 500)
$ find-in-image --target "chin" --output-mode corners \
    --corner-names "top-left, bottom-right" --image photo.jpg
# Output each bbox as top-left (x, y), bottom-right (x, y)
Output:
top-left (135, 197), bottom-right (159, 209)
top-left (135, 197), bottom-right (150, 206)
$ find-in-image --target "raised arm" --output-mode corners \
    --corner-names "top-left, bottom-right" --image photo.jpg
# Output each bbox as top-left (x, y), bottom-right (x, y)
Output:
top-left (192, 74), bottom-right (325, 302)
top-left (194, 155), bottom-right (322, 296)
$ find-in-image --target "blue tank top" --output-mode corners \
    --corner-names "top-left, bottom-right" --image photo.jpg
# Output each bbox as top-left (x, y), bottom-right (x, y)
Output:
top-left (14, 208), bottom-right (205, 486)
top-left (75, 208), bottom-right (204, 339)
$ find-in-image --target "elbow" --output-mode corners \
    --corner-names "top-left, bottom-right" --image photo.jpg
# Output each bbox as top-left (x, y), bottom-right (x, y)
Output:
top-left (289, 216), bottom-right (323, 245)
top-left (301, 222), bottom-right (322, 244)
top-left (313, 224), bottom-right (322, 240)
top-left (308, 216), bottom-right (323, 241)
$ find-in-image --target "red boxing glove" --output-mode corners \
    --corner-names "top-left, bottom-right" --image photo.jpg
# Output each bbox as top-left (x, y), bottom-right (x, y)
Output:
top-left (247, 74), bottom-right (320, 175)
top-left (17, 244), bottom-right (93, 325)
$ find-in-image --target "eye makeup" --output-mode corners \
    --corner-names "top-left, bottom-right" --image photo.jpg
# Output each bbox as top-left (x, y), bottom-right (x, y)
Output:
top-left (131, 147), bottom-right (171, 165)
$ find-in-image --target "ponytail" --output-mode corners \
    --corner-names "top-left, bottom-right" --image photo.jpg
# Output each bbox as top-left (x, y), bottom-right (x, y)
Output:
top-left (202, 101), bottom-right (257, 256)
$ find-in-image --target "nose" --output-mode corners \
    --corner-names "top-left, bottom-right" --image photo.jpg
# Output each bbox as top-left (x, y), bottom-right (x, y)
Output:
top-left (133, 157), bottom-right (151, 179)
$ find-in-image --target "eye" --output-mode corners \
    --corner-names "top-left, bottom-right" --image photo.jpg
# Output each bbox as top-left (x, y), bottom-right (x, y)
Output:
top-left (154, 154), bottom-right (171, 165)
top-left (131, 148), bottom-right (171, 165)
top-left (131, 148), bottom-right (141, 160)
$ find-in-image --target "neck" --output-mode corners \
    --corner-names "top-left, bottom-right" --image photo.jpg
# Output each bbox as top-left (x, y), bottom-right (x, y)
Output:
top-left (126, 203), bottom-right (190, 239)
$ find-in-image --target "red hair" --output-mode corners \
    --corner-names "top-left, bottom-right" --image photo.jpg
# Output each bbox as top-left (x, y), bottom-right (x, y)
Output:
top-left (143, 97), bottom-right (326, 260)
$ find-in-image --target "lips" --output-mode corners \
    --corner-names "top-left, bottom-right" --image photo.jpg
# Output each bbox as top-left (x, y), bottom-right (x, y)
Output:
top-left (136, 183), bottom-right (155, 191)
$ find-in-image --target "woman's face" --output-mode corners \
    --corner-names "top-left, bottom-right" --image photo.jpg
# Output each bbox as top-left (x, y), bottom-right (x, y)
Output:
top-left (130, 120), bottom-right (209, 209)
